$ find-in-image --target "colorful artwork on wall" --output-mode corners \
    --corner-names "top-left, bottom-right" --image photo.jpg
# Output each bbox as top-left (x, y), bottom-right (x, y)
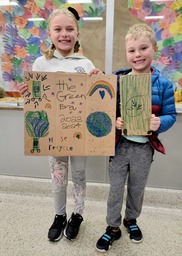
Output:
top-left (0, 0), bottom-right (105, 90)
top-left (128, 0), bottom-right (182, 111)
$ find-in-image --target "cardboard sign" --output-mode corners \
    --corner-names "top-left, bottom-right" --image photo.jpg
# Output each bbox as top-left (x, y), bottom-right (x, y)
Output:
top-left (120, 74), bottom-right (151, 135)
top-left (24, 71), bottom-right (117, 156)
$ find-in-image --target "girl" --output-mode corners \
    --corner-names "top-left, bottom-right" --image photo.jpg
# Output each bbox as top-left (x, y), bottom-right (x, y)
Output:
top-left (18, 7), bottom-right (102, 242)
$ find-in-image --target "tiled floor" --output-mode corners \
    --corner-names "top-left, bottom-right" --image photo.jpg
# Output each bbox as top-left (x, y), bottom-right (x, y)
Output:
top-left (0, 176), bottom-right (182, 256)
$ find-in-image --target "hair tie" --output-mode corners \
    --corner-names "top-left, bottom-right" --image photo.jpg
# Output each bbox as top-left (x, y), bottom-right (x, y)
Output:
top-left (68, 7), bottom-right (80, 20)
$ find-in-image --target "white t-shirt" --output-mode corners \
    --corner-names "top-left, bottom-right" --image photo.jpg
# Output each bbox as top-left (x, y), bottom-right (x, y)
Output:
top-left (32, 50), bottom-right (95, 73)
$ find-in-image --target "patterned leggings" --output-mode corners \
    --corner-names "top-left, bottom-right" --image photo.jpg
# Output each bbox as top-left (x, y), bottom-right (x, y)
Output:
top-left (48, 156), bottom-right (87, 216)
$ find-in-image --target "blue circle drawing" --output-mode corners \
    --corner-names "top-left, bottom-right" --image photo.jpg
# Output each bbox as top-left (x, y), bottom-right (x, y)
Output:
top-left (86, 112), bottom-right (112, 137)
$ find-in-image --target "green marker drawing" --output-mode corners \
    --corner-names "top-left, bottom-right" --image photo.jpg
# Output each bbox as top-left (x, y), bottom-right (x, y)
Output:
top-left (32, 81), bottom-right (41, 99)
top-left (25, 111), bottom-right (49, 153)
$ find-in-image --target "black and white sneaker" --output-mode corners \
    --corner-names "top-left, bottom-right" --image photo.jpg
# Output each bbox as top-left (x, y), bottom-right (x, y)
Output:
top-left (48, 214), bottom-right (67, 242)
top-left (123, 218), bottom-right (143, 243)
top-left (64, 212), bottom-right (83, 240)
top-left (96, 226), bottom-right (121, 252)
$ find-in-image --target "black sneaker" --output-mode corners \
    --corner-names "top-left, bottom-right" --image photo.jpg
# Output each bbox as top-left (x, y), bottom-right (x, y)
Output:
top-left (96, 226), bottom-right (121, 252)
top-left (48, 214), bottom-right (67, 242)
top-left (123, 218), bottom-right (143, 243)
top-left (64, 212), bottom-right (83, 240)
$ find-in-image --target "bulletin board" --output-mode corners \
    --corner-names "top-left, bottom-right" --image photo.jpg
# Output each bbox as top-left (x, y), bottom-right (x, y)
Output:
top-left (128, 0), bottom-right (182, 112)
top-left (23, 71), bottom-right (117, 156)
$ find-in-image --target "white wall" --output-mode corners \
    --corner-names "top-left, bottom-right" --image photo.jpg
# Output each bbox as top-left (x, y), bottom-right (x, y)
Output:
top-left (0, 109), bottom-right (181, 189)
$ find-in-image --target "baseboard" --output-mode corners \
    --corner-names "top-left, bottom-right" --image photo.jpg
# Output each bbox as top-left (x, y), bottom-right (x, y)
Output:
top-left (0, 175), bottom-right (181, 209)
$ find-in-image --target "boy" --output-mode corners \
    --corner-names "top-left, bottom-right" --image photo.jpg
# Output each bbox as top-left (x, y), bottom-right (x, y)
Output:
top-left (96, 23), bottom-right (176, 252)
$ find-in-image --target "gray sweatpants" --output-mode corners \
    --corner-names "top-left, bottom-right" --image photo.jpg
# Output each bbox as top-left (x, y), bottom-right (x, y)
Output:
top-left (48, 156), bottom-right (86, 216)
top-left (106, 139), bottom-right (153, 227)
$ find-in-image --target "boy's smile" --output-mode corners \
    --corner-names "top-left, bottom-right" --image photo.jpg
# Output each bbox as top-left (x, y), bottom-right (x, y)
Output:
top-left (126, 36), bottom-right (157, 74)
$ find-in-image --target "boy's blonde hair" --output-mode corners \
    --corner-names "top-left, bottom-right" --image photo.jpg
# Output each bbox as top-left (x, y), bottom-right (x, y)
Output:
top-left (42, 8), bottom-right (80, 59)
top-left (125, 23), bottom-right (157, 49)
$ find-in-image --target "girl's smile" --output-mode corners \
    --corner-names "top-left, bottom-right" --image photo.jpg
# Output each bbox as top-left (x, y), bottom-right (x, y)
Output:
top-left (49, 14), bottom-right (79, 57)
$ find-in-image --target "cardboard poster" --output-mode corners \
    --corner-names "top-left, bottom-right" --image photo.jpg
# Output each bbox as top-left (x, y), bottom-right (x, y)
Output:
top-left (24, 71), bottom-right (117, 156)
top-left (120, 74), bottom-right (151, 135)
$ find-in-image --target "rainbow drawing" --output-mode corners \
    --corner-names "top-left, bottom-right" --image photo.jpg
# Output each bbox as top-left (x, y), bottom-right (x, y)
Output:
top-left (87, 80), bottom-right (115, 99)
top-left (73, 132), bottom-right (82, 139)
top-left (45, 103), bottom-right (52, 109)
